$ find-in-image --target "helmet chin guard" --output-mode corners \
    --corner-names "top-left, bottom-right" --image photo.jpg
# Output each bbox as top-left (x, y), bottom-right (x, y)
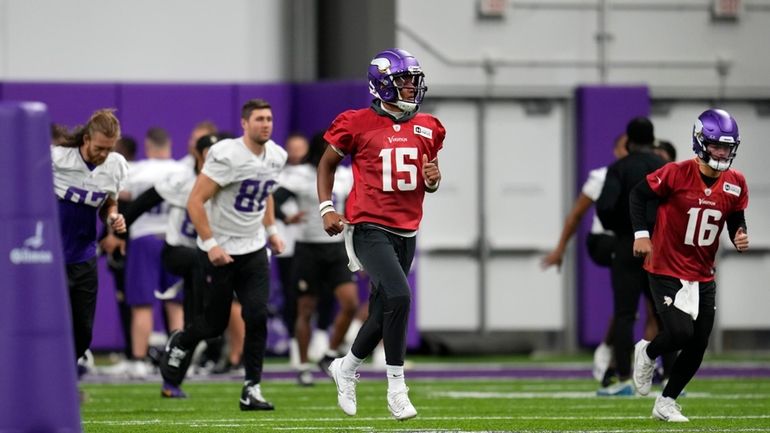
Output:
top-left (692, 108), bottom-right (740, 172)
top-left (368, 48), bottom-right (427, 113)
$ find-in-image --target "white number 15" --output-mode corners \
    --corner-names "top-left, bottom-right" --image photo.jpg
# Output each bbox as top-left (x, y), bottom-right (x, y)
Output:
top-left (379, 147), bottom-right (418, 192)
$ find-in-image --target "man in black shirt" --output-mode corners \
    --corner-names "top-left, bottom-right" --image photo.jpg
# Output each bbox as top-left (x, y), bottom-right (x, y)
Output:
top-left (595, 116), bottom-right (666, 395)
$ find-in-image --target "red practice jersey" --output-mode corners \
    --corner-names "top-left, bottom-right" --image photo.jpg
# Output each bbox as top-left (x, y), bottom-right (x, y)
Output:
top-left (645, 159), bottom-right (748, 282)
top-left (324, 106), bottom-right (446, 231)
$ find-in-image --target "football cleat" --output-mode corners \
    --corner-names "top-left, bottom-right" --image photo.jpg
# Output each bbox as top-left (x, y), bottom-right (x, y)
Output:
top-left (652, 395), bottom-right (689, 422)
top-left (592, 342), bottom-right (612, 382)
top-left (159, 330), bottom-right (192, 386)
top-left (239, 382), bottom-right (274, 411)
top-left (633, 339), bottom-right (655, 396)
top-left (161, 381), bottom-right (188, 399)
top-left (297, 368), bottom-right (315, 387)
top-left (329, 358), bottom-right (359, 416)
top-left (387, 387), bottom-right (417, 421)
top-left (317, 355), bottom-right (335, 378)
top-left (596, 379), bottom-right (634, 397)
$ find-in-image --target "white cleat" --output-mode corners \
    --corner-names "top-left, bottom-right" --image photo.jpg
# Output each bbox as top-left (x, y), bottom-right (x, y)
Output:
top-left (652, 395), bottom-right (689, 422)
top-left (592, 342), bottom-right (612, 382)
top-left (329, 358), bottom-right (358, 416)
top-left (387, 387), bottom-right (417, 421)
top-left (633, 339), bottom-right (655, 396)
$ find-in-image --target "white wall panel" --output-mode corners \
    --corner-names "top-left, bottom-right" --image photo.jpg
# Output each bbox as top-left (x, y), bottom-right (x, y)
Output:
top-left (418, 102), bottom-right (479, 249)
top-left (485, 102), bottom-right (565, 249)
top-left (417, 256), bottom-right (479, 330)
top-left (717, 253), bottom-right (770, 329)
top-left (487, 256), bottom-right (563, 330)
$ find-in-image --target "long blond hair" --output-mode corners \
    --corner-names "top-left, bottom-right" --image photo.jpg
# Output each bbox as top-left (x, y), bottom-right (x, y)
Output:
top-left (60, 109), bottom-right (121, 148)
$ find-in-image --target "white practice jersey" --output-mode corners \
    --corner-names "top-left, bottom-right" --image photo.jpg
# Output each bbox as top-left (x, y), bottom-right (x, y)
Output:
top-left (199, 137), bottom-right (287, 255)
top-left (279, 164), bottom-right (353, 243)
top-left (124, 158), bottom-right (186, 239)
top-left (155, 166), bottom-right (198, 248)
top-left (582, 166), bottom-right (611, 235)
top-left (51, 145), bottom-right (128, 206)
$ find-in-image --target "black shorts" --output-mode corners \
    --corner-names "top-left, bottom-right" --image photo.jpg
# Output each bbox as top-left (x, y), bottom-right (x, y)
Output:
top-left (292, 241), bottom-right (355, 296)
top-left (648, 273), bottom-right (716, 316)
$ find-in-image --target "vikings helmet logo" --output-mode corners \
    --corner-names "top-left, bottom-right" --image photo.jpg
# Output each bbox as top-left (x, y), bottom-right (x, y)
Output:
top-left (370, 57), bottom-right (391, 74)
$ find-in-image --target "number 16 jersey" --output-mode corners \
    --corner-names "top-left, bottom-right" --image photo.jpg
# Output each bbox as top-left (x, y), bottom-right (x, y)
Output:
top-left (645, 159), bottom-right (748, 282)
top-left (324, 106), bottom-right (446, 231)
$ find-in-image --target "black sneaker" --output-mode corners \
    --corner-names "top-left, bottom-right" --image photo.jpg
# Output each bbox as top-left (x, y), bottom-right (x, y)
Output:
top-left (601, 366), bottom-right (618, 388)
top-left (318, 355), bottom-right (335, 378)
top-left (160, 330), bottom-right (193, 386)
top-left (239, 382), bottom-right (275, 411)
top-left (297, 369), bottom-right (314, 387)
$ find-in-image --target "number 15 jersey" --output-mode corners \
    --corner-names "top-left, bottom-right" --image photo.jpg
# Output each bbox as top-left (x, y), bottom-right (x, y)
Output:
top-left (644, 159), bottom-right (748, 282)
top-left (324, 105), bottom-right (446, 231)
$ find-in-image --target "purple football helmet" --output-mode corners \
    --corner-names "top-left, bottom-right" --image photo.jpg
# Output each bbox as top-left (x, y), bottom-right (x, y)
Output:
top-left (368, 48), bottom-right (427, 113)
top-left (692, 108), bottom-right (740, 171)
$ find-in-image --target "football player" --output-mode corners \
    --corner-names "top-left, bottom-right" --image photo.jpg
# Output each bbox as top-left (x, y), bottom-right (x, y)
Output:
top-left (630, 109), bottom-right (749, 422)
top-left (159, 99), bottom-right (286, 410)
top-left (317, 48), bottom-right (446, 420)
top-left (52, 109), bottom-right (128, 363)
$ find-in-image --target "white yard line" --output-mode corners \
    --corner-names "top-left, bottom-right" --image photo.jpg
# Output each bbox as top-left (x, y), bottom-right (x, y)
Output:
top-left (83, 414), bottom-right (770, 425)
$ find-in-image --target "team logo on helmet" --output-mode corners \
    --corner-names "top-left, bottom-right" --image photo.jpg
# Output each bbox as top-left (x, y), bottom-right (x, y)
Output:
top-left (371, 57), bottom-right (391, 74)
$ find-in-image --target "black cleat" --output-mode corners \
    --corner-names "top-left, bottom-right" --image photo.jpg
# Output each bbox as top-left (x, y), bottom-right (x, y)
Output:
top-left (318, 355), bottom-right (335, 378)
top-left (159, 330), bottom-right (193, 387)
top-left (297, 369), bottom-right (315, 387)
top-left (239, 382), bottom-right (275, 411)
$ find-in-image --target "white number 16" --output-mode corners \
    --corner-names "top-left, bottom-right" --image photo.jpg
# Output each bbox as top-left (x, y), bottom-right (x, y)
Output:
top-left (684, 207), bottom-right (722, 247)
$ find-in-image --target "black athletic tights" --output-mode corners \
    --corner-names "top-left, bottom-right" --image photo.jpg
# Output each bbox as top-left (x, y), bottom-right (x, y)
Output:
top-left (646, 276), bottom-right (716, 399)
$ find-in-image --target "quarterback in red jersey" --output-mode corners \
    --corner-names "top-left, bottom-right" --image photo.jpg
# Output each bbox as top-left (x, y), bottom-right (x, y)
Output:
top-left (317, 48), bottom-right (445, 420)
top-left (629, 109), bottom-right (749, 422)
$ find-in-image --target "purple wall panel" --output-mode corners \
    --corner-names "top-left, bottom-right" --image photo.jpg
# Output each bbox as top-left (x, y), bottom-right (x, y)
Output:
top-left (119, 84), bottom-right (237, 160)
top-left (1, 82), bottom-right (118, 128)
top-left (235, 84), bottom-right (293, 145)
top-left (575, 85), bottom-right (650, 347)
top-left (292, 81), bottom-right (371, 138)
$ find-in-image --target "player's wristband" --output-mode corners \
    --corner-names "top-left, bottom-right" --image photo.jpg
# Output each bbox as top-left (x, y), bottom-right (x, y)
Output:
top-left (318, 200), bottom-right (334, 212)
top-left (201, 237), bottom-right (218, 252)
top-left (425, 179), bottom-right (440, 190)
top-left (320, 206), bottom-right (336, 217)
top-left (634, 230), bottom-right (650, 240)
top-left (266, 224), bottom-right (279, 237)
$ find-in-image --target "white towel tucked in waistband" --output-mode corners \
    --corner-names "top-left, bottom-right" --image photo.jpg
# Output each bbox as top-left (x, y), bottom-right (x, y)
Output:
top-left (674, 279), bottom-right (700, 320)
top-left (343, 224), bottom-right (363, 272)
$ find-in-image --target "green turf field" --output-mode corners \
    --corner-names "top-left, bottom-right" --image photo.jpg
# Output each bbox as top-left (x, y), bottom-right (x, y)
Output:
top-left (81, 377), bottom-right (770, 432)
